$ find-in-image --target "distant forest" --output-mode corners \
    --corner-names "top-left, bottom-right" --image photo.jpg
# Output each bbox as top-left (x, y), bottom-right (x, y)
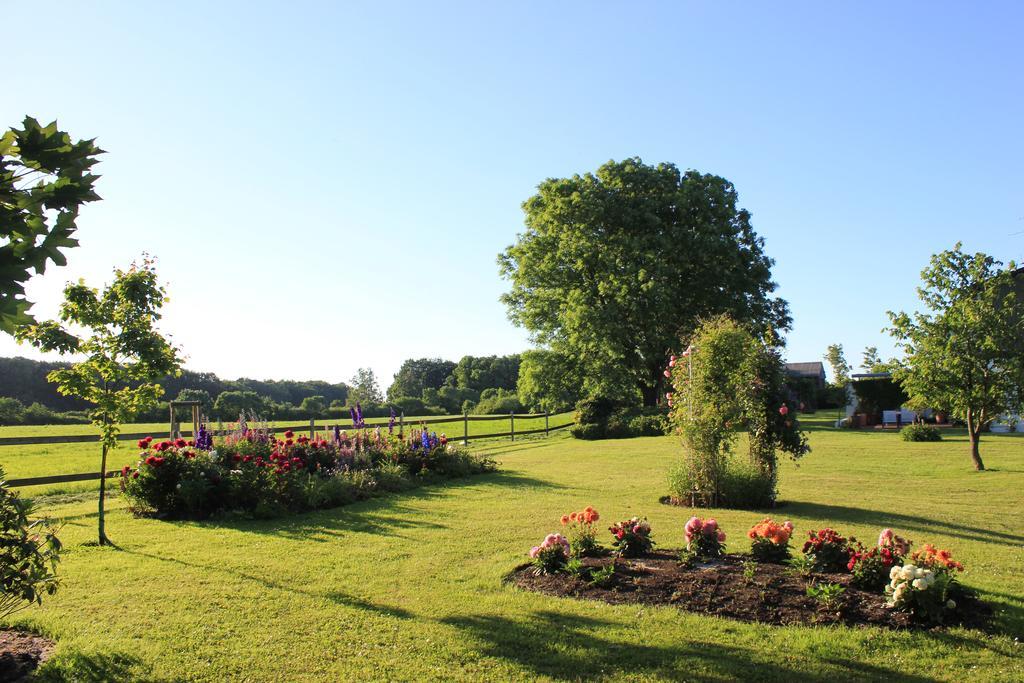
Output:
top-left (0, 356), bottom-right (350, 418)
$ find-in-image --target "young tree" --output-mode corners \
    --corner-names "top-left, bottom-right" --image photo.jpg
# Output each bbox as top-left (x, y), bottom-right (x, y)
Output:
top-left (299, 395), bottom-right (326, 417)
top-left (887, 245), bottom-right (1024, 470)
top-left (16, 259), bottom-right (180, 545)
top-left (824, 343), bottom-right (852, 420)
top-left (349, 367), bottom-right (383, 405)
top-left (1, 117), bottom-right (104, 334)
top-left (824, 344), bottom-right (851, 386)
top-left (861, 346), bottom-right (888, 373)
top-left (499, 158), bottom-right (789, 406)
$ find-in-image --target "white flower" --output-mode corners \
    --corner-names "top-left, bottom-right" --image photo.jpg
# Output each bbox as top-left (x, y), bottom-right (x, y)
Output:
top-left (913, 567), bottom-right (926, 579)
top-left (946, 599), bottom-right (956, 609)
top-left (175, 483), bottom-right (181, 490)
top-left (900, 565), bottom-right (916, 580)
top-left (889, 566), bottom-right (901, 580)
top-left (912, 578), bottom-right (926, 590)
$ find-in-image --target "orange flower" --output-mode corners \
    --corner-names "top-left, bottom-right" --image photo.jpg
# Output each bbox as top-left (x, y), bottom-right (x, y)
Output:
top-left (560, 515), bottom-right (570, 525)
top-left (569, 512), bottom-right (578, 522)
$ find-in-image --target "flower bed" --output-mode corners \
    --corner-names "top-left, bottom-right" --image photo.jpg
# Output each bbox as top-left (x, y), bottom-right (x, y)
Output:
top-left (511, 513), bottom-right (991, 630)
top-left (121, 422), bottom-right (496, 519)
top-left (508, 551), bottom-right (990, 629)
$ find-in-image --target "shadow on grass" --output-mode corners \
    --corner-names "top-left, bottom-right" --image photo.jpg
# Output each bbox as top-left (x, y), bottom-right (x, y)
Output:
top-left (780, 501), bottom-right (1024, 547)
top-left (33, 650), bottom-right (183, 683)
top-left (324, 591), bottom-right (416, 619)
top-left (439, 610), bottom-right (936, 682)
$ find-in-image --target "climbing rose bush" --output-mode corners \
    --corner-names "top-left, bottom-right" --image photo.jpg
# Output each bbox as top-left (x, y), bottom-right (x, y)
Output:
top-left (748, 518), bottom-right (794, 563)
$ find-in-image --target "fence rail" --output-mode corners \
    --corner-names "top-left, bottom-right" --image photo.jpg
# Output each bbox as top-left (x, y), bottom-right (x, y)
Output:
top-left (3, 420), bottom-right (573, 488)
top-left (0, 411), bottom-right (567, 448)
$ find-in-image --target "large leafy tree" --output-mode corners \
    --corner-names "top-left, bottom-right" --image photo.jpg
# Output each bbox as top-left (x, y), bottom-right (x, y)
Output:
top-left (387, 357), bottom-right (456, 401)
top-left (349, 367), bottom-right (384, 405)
top-left (499, 158), bottom-right (790, 406)
top-left (887, 245), bottom-right (1024, 471)
top-left (1, 117), bottom-right (103, 334)
top-left (16, 259), bottom-right (180, 545)
top-left (517, 348), bottom-right (583, 413)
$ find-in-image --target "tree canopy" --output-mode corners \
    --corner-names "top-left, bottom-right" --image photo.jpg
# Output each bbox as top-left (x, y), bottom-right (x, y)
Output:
top-left (387, 358), bottom-right (456, 401)
top-left (1, 117), bottom-right (103, 334)
top-left (16, 258), bottom-right (181, 545)
top-left (499, 158), bottom-right (789, 406)
top-left (887, 245), bottom-right (1024, 470)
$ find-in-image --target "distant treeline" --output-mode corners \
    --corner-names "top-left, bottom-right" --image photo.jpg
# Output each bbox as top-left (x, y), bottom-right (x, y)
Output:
top-left (0, 354), bottom-right (553, 426)
top-left (0, 356), bottom-right (351, 426)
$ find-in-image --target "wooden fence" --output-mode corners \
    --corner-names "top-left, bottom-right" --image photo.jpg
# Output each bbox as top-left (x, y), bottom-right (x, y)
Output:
top-left (2, 412), bottom-right (572, 488)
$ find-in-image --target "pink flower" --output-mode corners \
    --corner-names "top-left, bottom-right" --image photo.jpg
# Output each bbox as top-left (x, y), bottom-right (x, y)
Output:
top-left (663, 369), bottom-right (672, 378)
top-left (783, 521), bottom-right (794, 532)
top-left (878, 528), bottom-right (894, 546)
top-left (669, 358), bottom-right (676, 367)
top-left (685, 516), bottom-right (702, 533)
top-left (529, 546), bottom-right (540, 558)
top-left (544, 534), bottom-right (558, 545)
top-left (717, 530), bottom-right (726, 542)
top-left (779, 405), bottom-right (789, 416)
top-left (703, 519), bottom-right (718, 534)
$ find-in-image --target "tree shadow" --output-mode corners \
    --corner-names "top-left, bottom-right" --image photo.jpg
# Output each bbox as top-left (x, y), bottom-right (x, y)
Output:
top-left (780, 501), bottom-right (1024, 547)
top-left (439, 610), bottom-right (937, 682)
top-left (33, 650), bottom-right (184, 683)
top-left (323, 591), bottom-right (415, 620)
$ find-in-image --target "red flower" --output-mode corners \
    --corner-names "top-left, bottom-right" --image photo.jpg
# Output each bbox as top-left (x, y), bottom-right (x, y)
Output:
top-left (137, 439), bottom-right (150, 449)
top-left (174, 438), bottom-right (187, 448)
top-left (284, 430), bottom-right (295, 439)
top-left (144, 436), bottom-right (153, 443)
top-left (145, 455), bottom-right (157, 466)
top-left (233, 454), bottom-right (242, 462)
top-left (132, 471), bottom-right (139, 479)
top-left (243, 455), bottom-right (253, 463)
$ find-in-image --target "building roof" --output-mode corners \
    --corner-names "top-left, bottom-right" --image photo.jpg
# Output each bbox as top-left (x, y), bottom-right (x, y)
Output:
top-left (851, 372), bottom-right (892, 380)
top-left (784, 362), bottom-right (826, 376)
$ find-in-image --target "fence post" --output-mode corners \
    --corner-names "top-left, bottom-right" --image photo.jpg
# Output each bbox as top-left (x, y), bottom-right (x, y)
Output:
top-left (400, 411), bottom-right (405, 438)
top-left (545, 410), bottom-right (549, 437)
top-left (510, 411), bottom-right (515, 442)
top-left (309, 418), bottom-right (314, 440)
top-left (463, 411), bottom-right (469, 445)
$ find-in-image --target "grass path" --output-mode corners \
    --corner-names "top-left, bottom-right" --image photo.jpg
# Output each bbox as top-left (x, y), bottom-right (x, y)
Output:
top-left (8, 419), bottom-right (1024, 681)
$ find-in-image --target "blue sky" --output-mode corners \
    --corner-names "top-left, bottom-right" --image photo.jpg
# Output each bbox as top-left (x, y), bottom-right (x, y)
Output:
top-left (4, 1), bottom-right (1022, 387)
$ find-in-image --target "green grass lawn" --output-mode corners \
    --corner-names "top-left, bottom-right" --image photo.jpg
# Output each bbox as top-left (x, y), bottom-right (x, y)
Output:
top-left (7, 417), bottom-right (1024, 681)
top-left (0, 412), bottom-right (573, 496)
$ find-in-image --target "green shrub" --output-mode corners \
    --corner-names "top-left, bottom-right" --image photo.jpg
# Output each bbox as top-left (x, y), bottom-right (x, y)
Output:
top-left (667, 455), bottom-right (775, 509)
top-left (902, 424), bottom-right (942, 442)
top-left (570, 423), bottom-right (604, 440)
top-left (575, 396), bottom-right (618, 426)
top-left (627, 413), bottom-right (668, 436)
top-left (0, 467), bottom-right (62, 619)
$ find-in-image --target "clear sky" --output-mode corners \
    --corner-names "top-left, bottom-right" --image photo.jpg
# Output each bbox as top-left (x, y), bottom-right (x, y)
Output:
top-left (4, 1), bottom-right (1022, 387)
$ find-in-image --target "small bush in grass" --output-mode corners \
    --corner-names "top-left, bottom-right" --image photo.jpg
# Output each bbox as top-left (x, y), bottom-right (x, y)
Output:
top-left (0, 467), bottom-right (62, 620)
top-left (902, 424), bottom-right (942, 442)
top-left (668, 456), bottom-right (776, 509)
top-left (570, 423), bottom-right (604, 440)
top-left (529, 533), bottom-right (570, 575)
top-left (748, 518), bottom-right (794, 563)
top-left (609, 517), bottom-right (653, 557)
top-left (885, 564), bottom-right (957, 623)
top-left (684, 517), bottom-right (726, 558)
top-left (560, 506), bottom-right (602, 557)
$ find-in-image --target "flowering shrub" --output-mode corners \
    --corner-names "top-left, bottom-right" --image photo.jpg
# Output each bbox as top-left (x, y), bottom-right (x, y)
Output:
top-left (0, 467), bottom-right (62, 620)
top-left (801, 528), bottom-right (851, 572)
top-left (885, 563), bottom-right (956, 623)
top-left (684, 516), bottom-right (726, 559)
top-left (909, 543), bottom-right (964, 575)
top-left (560, 506), bottom-right (601, 557)
top-left (609, 517), bottom-right (653, 557)
top-left (121, 426), bottom-right (496, 519)
top-left (529, 533), bottom-right (570, 575)
top-left (847, 529), bottom-right (911, 590)
top-left (748, 518), bottom-right (794, 563)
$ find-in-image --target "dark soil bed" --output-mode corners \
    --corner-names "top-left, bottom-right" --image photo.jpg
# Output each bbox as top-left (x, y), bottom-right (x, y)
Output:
top-left (0, 629), bottom-right (54, 681)
top-left (509, 550), bottom-right (991, 630)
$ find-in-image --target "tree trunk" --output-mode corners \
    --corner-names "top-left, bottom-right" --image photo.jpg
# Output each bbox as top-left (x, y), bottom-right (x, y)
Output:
top-left (98, 442), bottom-right (111, 546)
top-left (641, 363), bottom-right (663, 407)
top-left (641, 383), bottom-right (660, 407)
top-left (969, 428), bottom-right (985, 471)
